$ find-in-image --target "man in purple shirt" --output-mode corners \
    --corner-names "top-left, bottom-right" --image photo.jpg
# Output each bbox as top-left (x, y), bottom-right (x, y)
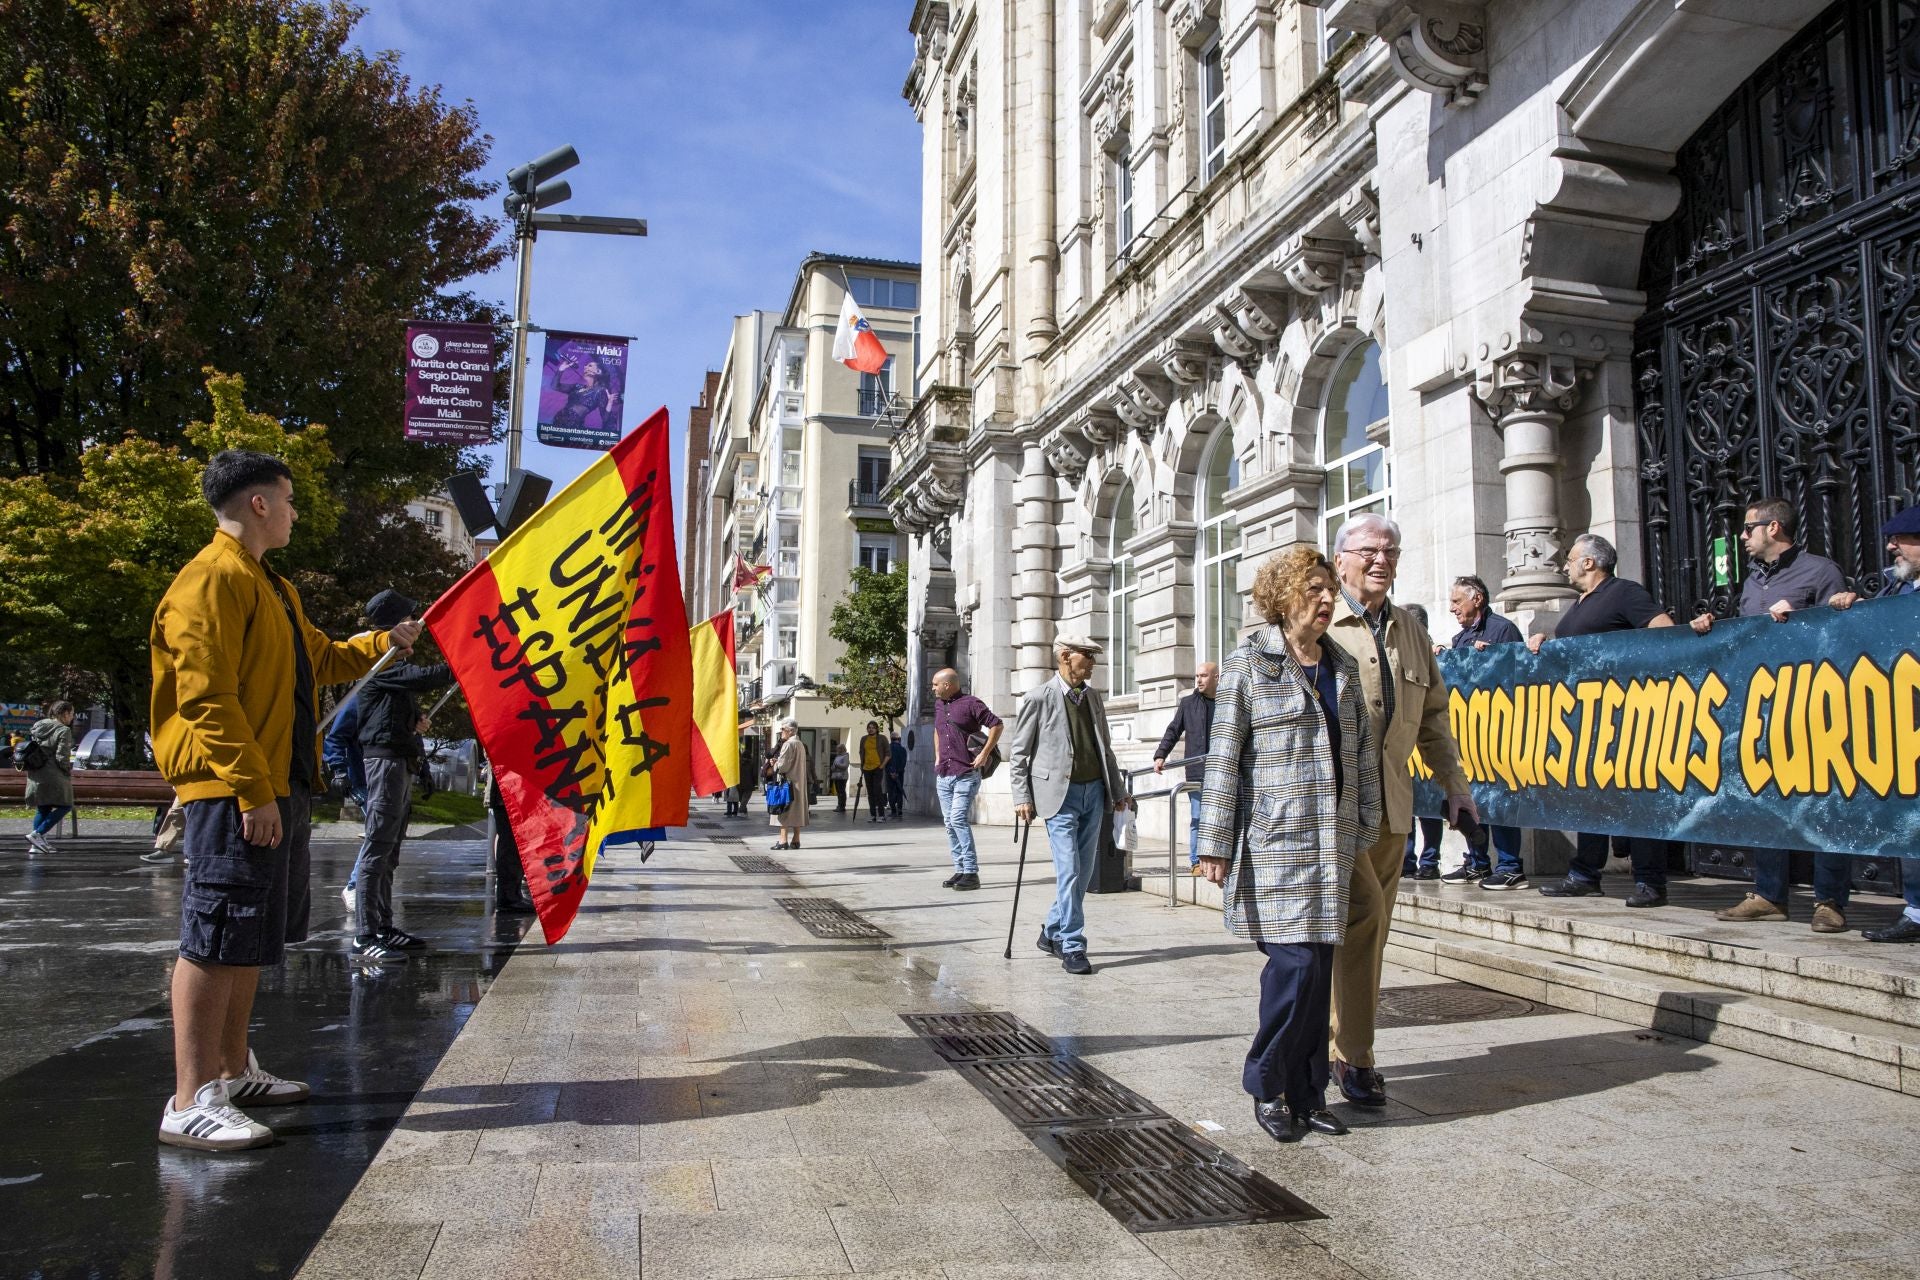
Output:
top-left (931, 668), bottom-right (1004, 891)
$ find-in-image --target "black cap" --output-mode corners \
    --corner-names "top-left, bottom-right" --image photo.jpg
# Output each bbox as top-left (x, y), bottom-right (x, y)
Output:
top-left (1883, 505), bottom-right (1920, 538)
top-left (365, 589), bottom-right (421, 629)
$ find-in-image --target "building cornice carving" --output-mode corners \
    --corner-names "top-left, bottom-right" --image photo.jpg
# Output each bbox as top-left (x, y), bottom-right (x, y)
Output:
top-left (1043, 433), bottom-right (1089, 487)
top-left (1313, 1), bottom-right (1487, 107)
top-left (1156, 337), bottom-right (1216, 386)
top-left (1472, 351), bottom-right (1586, 421)
top-left (1227, 286), bottom-right (1291, 341)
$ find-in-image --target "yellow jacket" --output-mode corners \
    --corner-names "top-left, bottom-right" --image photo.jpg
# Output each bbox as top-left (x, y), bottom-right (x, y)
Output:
top-left (1329, 593), bottom-right (1469, 835)
top-left (150, 531), bottom-right (391, 811)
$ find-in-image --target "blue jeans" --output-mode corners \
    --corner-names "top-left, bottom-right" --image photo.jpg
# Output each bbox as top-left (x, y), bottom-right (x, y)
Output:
top-left (1402, 816), bottom-right (1443, 875)
top-left (1569, 833), bottom-right (1668, 891)
top-left (1752, 848), bottom-right (1852, 909)
top-left (31, 805), bottom-right (71, 836)
top-left (936, 770), bottom-right (982, 874)
top-left (1903, 857), bottom-right (1920, 924)
top-left (1041, 780), bottom-right (1106, 955)
top-left (1465, 824), bottom-right (1525, 877)
top-left (1187, 791), bottom-right (1202, 868)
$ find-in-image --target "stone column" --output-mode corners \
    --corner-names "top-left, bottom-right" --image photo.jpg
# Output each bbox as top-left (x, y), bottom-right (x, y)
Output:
top-left (1012, 442), bottom-right (1060, 694)
top-left (1128, 521), bottom-right (1199, 731)
top-left (1474, 352), bottom-right (1583, 613)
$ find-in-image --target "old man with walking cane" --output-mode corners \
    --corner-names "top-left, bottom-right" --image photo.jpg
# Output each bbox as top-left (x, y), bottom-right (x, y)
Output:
top-left (1007, 634), bottom-right (1129, 976)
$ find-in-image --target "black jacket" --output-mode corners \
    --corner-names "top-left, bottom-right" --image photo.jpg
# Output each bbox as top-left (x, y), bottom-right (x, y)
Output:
top-left (1154, 691), bottom-right (1216, 782)
top-left (357, 661), bottom-right (453, 760)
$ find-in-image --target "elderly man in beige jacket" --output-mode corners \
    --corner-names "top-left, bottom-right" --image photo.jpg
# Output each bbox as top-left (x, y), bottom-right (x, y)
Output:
top-left (1326, 514), bottom-right (1476, 1109)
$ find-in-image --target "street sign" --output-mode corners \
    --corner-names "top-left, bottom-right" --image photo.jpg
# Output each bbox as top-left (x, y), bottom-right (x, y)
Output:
top-left (403, 321), bottom-right (496, 444)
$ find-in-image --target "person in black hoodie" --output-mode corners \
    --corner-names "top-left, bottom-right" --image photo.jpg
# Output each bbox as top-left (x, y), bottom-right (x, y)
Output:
top-left (349, 590), bottom-right (454, 963)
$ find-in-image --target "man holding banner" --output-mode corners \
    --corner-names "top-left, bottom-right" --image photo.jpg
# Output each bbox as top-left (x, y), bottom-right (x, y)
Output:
top-left (1832, 503), bottom-right (1920, 944)
top-left (1326, 515), bottom-right (1475, 1110)
top-left (1692, 498), bottom-right (1852, 934)
top-left (1529, 533), bottom-right (1676, 907)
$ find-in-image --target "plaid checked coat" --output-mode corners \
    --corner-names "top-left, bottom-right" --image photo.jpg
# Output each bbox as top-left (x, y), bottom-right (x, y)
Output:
top-left (1192, 626), bottom-right (1383, 944)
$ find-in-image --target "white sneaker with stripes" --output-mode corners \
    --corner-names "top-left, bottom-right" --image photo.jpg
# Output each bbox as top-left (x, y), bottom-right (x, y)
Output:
top-left (158, 1079), bottom-right (273, 1151)
top-left (224, 1049), bottom-right (309, 1105)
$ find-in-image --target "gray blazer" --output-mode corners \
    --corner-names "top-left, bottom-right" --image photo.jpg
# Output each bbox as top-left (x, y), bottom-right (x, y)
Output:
top-left (1007, 674), bottom-right (1126, 819)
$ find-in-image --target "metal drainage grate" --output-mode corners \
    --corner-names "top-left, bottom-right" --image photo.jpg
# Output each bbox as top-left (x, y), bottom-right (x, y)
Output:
top-left (955, 1056), bottom-right (1167, 1126)
top-left (1376, 982), bottom-right (1538, 1028)
top-left (900, 1012), bottom-right (1058, 1062)
top-left (775, 897), bottom-right (890, 940)
top-left (1033, 1120), bottom-right (1323, 1232)
top-left (902, 1011), bottom-right (1321, 1232)
top-left (730, 854), bottom-right (789, 874)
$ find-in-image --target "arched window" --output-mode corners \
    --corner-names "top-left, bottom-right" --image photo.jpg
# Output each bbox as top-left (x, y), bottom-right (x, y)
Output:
top-left (1198, 435), bottom-right (1242, 664)
top-left (1108, 482), bottom-right (1137, 697)
top-left (1319, 339), bottom-right (1392, 550)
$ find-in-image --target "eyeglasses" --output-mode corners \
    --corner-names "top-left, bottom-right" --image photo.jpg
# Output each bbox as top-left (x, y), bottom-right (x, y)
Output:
top-left (1341, 546), bottom-right (1402, 563)
top-left (1740, 520), bottom-right (1771, 534)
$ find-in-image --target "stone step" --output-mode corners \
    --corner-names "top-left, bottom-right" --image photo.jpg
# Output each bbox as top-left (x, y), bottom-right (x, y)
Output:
top-left (1383, 922), bottom-right (1920, 1096)
top-left (1391, 884), bottom-right (1920, 1032)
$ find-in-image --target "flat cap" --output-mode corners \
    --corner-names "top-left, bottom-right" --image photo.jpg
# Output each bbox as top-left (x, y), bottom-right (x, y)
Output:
top-left (1053, 633), bottom-right (1104, 656)
top-left (1883, 505), bottom-right (1920, 538)
top-left (364, 589), bottom-right (422, 629)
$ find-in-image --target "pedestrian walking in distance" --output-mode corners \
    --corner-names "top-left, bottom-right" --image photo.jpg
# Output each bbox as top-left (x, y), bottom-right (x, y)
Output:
top-left (22, 700), bottom-right (76, 856)
top-left (1196, 546), bottom-right (1382, 1143)
top-left (1008, 634), bottom-right (1130, 976)
top-left (931, 668), bottom-right (1003, 891)
top-left (348, 590), bottom-right (454, 966)
top-left (770, 718), bottom-right (812, 851)
top-left (829, 742), bottom-right (850, 813)
top-left (1693, 498), bottom-right (1852, 934)
top-left (150, 450), bottom-right (413, 1151)
top-left (858, 720), bottom-right (887, 822)
top-left (1326, 514), bottom-right (1474, 1111)
top-left (1152, 662), bottom-right (1216, 871)
top-left (885, 731), bottom-right (907, 818)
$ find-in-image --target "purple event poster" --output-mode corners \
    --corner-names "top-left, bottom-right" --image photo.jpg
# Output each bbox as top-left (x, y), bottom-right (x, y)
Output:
top-left (536, 331), bottom-right (630, 449)
top-left (403, 321), bottom-right (495, 444)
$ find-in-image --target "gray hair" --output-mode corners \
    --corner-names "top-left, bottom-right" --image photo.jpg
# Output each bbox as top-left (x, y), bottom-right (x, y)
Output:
top-left (1572, 533), bottom-right (1618, 574)
top-left (778, 717), bottom-right (800, 733)
top-left (1331, 513), bottom-right (1402, 556)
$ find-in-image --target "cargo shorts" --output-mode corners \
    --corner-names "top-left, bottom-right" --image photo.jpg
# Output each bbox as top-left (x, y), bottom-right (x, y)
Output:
top-left (178, 784), bottom-right (312, 967)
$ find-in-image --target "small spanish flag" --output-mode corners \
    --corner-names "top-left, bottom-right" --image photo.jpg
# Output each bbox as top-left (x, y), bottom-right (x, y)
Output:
top-left (689, 611), bottom-right (739, 795)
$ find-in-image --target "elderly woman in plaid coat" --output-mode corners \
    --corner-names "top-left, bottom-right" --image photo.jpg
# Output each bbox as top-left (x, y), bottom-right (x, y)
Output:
top-left (1195, 545), bottom-right (1382, 1144)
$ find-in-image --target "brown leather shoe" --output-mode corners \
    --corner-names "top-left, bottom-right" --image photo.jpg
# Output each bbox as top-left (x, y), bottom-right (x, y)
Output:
top-left (1811, 901), bottom-right (1847, 934)
top-left (1715, 893), bottom-right (1787, 922)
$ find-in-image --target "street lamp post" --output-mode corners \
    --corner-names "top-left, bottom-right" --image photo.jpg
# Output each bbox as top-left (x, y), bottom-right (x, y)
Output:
top-left (499, 145), bottom-right (649, 488)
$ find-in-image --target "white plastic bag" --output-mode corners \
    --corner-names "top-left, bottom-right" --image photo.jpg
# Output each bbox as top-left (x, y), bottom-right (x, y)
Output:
top-left (1112, 807), bottom-right (1137, 852)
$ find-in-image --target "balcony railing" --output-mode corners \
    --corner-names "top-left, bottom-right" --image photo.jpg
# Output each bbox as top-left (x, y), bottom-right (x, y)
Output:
top-left (848, 479), bottom-right (890, 508)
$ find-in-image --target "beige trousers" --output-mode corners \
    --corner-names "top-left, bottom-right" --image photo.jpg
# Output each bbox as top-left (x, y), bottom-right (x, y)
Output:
top-left (1330, 827), bottom-right (1406, 1068)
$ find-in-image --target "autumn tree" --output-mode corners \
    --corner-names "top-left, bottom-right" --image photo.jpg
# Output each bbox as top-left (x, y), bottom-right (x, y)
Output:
top-left (0, 0), bottom-right (506, 487)
top-left (822, 566), bottom-right (909, 726)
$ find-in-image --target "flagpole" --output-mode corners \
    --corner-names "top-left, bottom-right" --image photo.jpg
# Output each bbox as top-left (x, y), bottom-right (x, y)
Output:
top-left (319, 645), bottom-right (402, 736)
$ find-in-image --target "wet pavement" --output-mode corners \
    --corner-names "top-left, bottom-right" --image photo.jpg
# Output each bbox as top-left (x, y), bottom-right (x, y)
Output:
top-left (0, 826), bottom-right (527, 1280)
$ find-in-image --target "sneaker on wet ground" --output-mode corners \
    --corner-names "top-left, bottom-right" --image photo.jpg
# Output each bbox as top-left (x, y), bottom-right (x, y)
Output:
top-left (1479, 870), bottom-right (1529, 891)
top-left (341, 884), bottom-right (356, 912)
top-left (225, 1049), bottom-right (310, 1105)
top-left (158, 1079), bottom-right (273, 1152)
top-left (379, 928), bottom-right (427, 950)
top-left (1439, 865), bottom-right (1485, 884)
top-left (351, 936), bottom-right (410, 964)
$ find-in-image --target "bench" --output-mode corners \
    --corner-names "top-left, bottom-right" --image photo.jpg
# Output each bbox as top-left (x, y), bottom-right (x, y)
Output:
top-left (0, 769), bottom-right (174, 836)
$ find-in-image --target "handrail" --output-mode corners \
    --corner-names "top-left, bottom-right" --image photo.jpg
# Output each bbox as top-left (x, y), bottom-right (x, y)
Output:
top-left (1119, 754), bottom-right (1206, 909)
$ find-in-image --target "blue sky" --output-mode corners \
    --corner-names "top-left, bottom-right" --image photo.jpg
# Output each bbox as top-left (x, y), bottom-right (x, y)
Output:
top-left (350, 0), bottom-right (923, 521)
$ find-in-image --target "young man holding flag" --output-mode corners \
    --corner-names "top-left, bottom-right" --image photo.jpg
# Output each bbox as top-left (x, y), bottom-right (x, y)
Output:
top-left (151, 451), bottom-right (412, 1151)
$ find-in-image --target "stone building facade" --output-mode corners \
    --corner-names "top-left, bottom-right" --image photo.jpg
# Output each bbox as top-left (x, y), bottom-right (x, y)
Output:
top-left (890, 0), bottom-right (1915, 824)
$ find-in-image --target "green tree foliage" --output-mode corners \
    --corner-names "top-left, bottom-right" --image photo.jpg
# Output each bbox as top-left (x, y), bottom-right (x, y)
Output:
top-left (822, 566), bottom-right (908, 725)
top-left (0, 0), bottom-right (506, 484)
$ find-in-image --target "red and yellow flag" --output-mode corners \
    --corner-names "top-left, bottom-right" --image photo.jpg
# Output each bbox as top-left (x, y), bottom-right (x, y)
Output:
top-left (689, 611), bottom-right (739, 795)
top-left (426, 408), bottom-right (691, 943)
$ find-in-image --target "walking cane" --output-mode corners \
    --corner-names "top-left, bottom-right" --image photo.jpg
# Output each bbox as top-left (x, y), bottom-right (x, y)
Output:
top-left (1002, 815), bottom-right (1033, 960)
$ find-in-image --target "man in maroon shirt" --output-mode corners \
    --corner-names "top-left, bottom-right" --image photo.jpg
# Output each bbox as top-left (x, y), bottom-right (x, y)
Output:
top-left (931, 668), bottom-right (1003, 891)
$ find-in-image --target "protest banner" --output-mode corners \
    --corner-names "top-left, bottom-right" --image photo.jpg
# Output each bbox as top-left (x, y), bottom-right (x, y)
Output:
top-left (1412, 595), bottom-right (1920, 855)
top-left (536, 331), bottom-right (630, 449)
top-left (426, 407), bottom-right (692, 943)
top-left (403, 321), bottom-right (495, 443)
top-left (689, 611), bottom-right (740, 796)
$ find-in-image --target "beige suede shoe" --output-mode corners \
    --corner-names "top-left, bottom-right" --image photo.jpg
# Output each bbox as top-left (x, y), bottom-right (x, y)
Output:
top-left (1810, 901), bottom-right (1848, 934)
top-left (1715, 893), bottom-right (1787, 922)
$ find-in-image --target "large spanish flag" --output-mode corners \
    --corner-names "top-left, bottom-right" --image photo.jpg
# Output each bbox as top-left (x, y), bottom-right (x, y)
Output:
top-left (426, 408), bottom-right (692, 943)
top-left (689, 611), bottom-right (739, 795)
